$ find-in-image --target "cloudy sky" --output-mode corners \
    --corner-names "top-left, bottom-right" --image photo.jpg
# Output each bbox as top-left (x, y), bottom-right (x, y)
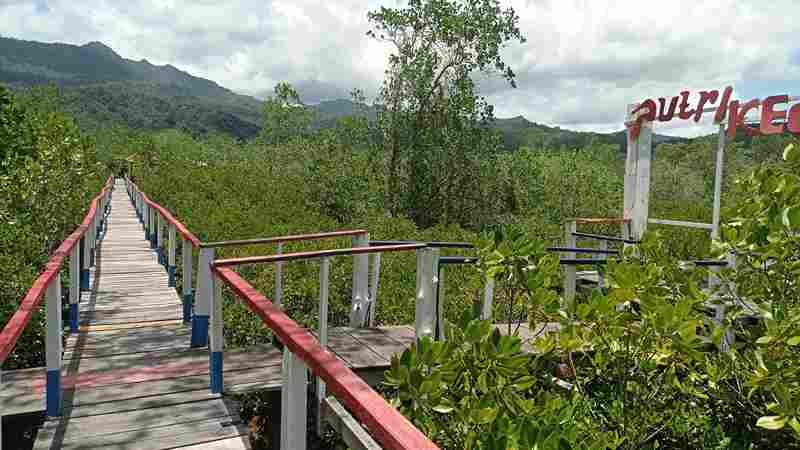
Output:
top-left (1, 0), bottom-right (799, 136)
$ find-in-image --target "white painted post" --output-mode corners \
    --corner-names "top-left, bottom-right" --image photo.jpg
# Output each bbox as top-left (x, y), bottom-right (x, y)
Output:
top-left (168, 224), bottom-right (177, 287)
top-left (281, 349), bottom-right (308, 450)
top-left (156, 213), bottom-right (165, 266)
top-left (209, 272), bottom-right (224, 393)
top-left (88, 209), bottom-right (96, 267)
top-left (414, 248), bottom-right (439, 340)
top-left (182, 238), bottom-right (193, 323)
top-left (69, 244), bottom-right (80, 333)
top-left (191, 247), bottom-right (214, 347)
top-left (711, 123), bottom-right (726, 241)
top-left (632, 116), bottom-right (653, 241)
top-left (274, 243), bottom-right (283, 308)
top-left (349, 232), bottom-right (370, 327)
top-left (563, 221), bottom-right (577, 309)
top-left (143, 202), bottom-right (149, 238)
top-left (81, 229), bottom-right (91, 291)
top-left (623, 103), bottom-right (640, 237)
top-left (367, 253), bottom-right (381, 327)
top-left (46, 273), bottom-right (63, 417)
top-left (316, 257), bottom-right (330, 435)
top-left (481, 278), bottom-right (495, 320)
top-left (436, 265), bottom-right (446, 340)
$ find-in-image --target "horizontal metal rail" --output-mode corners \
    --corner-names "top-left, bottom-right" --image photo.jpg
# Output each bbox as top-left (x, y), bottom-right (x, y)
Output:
top-left (215, 243), bottom-right (426, 267)
top-left (369, 239), bottom-right (474, 249)
top-left (573, 217), bottom-right (631, 225)
top-left (202, 229), bottom-right (368, 248)
top-left (648, 218), bottom-right (714, 230)
top-left (572, 231), bottom-right (639, 244)
top-left (547, 246), bottom-right (620, 255)
top-left (213, 267), bottom-right (439, 450)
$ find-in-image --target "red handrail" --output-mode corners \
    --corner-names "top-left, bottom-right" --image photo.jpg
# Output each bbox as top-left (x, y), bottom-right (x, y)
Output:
top-left (213, 267), bottom-right (439, 450)
top-left (129, 180), bottom-right (201, 247)
top-left (0, 176), bottom-right (113, 364)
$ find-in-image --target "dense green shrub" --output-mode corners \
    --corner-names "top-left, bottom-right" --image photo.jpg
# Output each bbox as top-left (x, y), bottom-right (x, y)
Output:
top-left (0, 85), bottom-right (103, 370)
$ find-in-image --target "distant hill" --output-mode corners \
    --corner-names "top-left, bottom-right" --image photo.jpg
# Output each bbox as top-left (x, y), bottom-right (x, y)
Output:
top-left (0, 36), bottom-right (684, 151)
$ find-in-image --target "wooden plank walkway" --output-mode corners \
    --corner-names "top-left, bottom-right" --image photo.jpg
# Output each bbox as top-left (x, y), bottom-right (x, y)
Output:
top-left (1, 179), bottom-right (416, 449)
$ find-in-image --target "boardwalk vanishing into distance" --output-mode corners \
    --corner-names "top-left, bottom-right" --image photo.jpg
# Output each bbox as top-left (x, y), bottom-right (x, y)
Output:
top-left (1, 179), bottom-right (430, 450)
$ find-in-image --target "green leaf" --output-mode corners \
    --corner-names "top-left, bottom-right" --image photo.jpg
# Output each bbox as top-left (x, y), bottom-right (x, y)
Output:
top-left (783, 206), bottom-right (800, 229)
top-left (787, 336), bottom-right (800, 346)
top-left (783, 143), bottom-right (798, 162)
top-left (432, 405), bottom-right (454, 414)
top-left (755, 336), bottom-right (773, 345)
top-left (757, 415), bottom-right (787, 430)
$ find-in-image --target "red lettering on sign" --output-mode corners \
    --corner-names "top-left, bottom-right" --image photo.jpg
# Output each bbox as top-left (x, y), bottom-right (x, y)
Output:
top-left (677, 91), bottom-right (696, 120)
top-left (740, 99), bottom-right (762, 137)
top-left (714, 86), bottom-right (734, 123)
top-left (630, 99), bottom-right (657, 139)
top-left (658, 96), bottom-right (679, 121)
top-left (760, 95), bottom-right (788, 135)
top-left (694, 90), bottom-right (719, 122)
top-left (788, 103), bottom-right (800, 134)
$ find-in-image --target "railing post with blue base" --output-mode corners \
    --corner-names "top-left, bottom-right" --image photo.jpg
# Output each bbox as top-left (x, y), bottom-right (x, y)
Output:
top-left (210, 271), bottom-right (224, 394)
top-left (46, 273), bottom-right (63, 417)
top-left (191, 247), bottom-right (213, 347)
top-left (182, 238), bottom-right (194, 323)
top-left (168, 224), bottom-right (177, 287)
top-left (143, 202), bottom-right (150, 240)
top-left (69, 244), bottom-right (80, 333)
top-left (89, 209), bottom-right (96, 268)
top-left (281, 348), bottom-right (308, 450)
top-left (81, 233), bottom-right (91, 291)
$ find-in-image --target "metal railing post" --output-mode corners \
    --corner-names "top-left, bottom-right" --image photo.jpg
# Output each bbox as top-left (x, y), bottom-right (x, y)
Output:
top-left (46, 273), bottom-right (63, 417)
top-left (89, 209), bottom-right (96, 267)
top-left (436, 263), bottom-right (446, 340)
top-left (143, 202), bottom-right (150, 240)
top-left (349, 232), bottom-right (370, 327)
top-left (168, 224), bottom-right (177, 286)
top-left (274, 243), bottom-right (283, 308)
top-left (281, 348), bottom-right (308, 450)
top-left (150, 209), bottom-right (157, 249)
top-left (191, 247), bottom-right (214, 347)
top-left (182, 238), bottom-right (194, 323)
top-left (481, 278), bottom-right (495, 320)
top-left (81, 233), bottom-right (91, 291)
top-left (316, 257), bottom-right (330, 435)
top-left (156, 213), bottom-right (165, 265)
top-left (415, 247), bottom-right (439, 340)
top-left (367, 253), bottom-right (381, 327)
top-left (563, 221), bottom-right (577, 310)
top-left (210, 272), bottom-right (224, 393)
top-left (69, 244), bottom-right (80, 333)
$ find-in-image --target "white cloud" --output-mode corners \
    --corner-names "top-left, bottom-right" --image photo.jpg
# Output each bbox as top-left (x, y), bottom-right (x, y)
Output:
top-left (1, 0), bottom-right (798, 136)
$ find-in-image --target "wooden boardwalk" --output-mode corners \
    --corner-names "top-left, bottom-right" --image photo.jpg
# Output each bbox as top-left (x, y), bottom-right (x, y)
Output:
top-left (1, 180), bottom-right (415, 449)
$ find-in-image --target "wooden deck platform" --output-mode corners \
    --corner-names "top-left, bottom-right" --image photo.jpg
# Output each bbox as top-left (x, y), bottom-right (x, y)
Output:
top-left (1, 181), bottom-right (415, 450)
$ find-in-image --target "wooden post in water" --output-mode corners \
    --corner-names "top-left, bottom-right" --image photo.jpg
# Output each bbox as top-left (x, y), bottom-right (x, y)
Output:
top-left (46, 274), bottom-right (63, 417)
top-left (415, 247), bottom-right (439, 340)
top-left (349, 232), bottom-right (371, 327)
top-left (182, 238), bottom-right (193, 323)
top-left (191, 247), bottom-right (214, 347)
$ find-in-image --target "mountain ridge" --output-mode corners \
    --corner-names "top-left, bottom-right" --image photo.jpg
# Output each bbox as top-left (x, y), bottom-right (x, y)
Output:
top-left (0, 36), bottom-right (686, 149)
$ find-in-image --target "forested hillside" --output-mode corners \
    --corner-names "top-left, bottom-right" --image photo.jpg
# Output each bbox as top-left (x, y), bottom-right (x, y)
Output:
top-left (0, 36), bottom-right (681, 149)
